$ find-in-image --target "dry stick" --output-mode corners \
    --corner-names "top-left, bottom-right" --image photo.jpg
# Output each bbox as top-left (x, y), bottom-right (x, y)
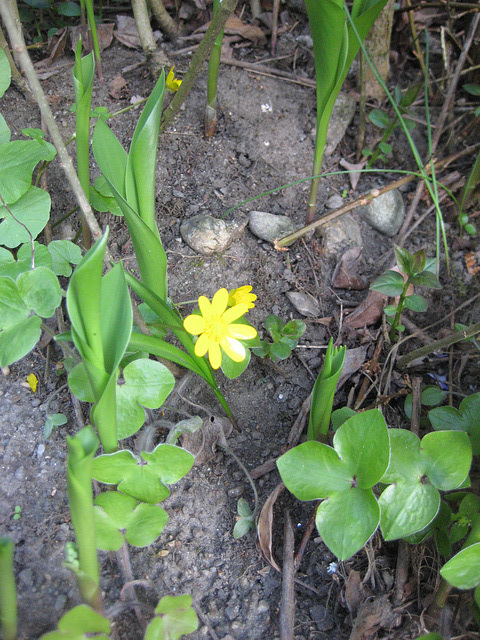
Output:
top-left (159, 0), bottom-right (239, 135)
top-left (0, 2), bottom-right (104, 246)
top-left (221, 57), bottom-right (316, 88)
top-left (149, 0), bottom-right (179, 41)
top-left (396, 11), bottom-right (480, 245)
top-left (279, 509), bottom-right (295, 640)
top-left (275, 145), bottom-right (480, 248)
top-left (131, 0), bottom-right (166, 78)
top-left (0, 22), bottom-right (30, 96)
top-left (396, 320), bottom-right (480, 370)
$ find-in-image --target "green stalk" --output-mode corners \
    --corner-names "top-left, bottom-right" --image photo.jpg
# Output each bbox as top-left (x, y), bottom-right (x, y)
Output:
top-left (0, 538), bottom-right (17, 640)
top-left (81, 0), bottom-right (103, 81)
top-left (205, 0), bottom-right (224, 137)
top-left (72, 40), bottom-right (95, 249)
top-left (389, 280), bottom-right (410, 342)
top-left (66, 426), bottom-right (103, 613)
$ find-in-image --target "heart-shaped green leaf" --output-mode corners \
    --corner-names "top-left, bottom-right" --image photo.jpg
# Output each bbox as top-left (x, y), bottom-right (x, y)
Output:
top-left (429, 393), bottom-right (480, 454)
top-left (17, 267), bottom-right (61, 318)
top-left (0, 140), bottom-right (56, 204)
top-left (94, 491), bottom-right (168, 550)
top-left (0, 242), bottom-right (51, 279)
top-left (48, 240), bottom-right (82, 277)
top-left (441, 542), bottom-right (480, 590)
top-left (0, 186), bottom-right (51, 246)
top-left (379, 481), bottom-right (440, 541)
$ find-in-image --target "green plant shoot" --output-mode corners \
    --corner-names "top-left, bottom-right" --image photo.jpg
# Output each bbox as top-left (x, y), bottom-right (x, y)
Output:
top-left (252, 315), bottom-right (306, 363)
top-left (370, 245), bottom-right (441, 342)
top-left (72, 39), bottom-right (95, 248)
top-left (304, 0), bottom-right (388, 224)
top-left (205, 0), bottom-right (224, 137)
top-left (307, 338), bottom-right (346, 442)
top-left (92, 71), bottom-right (168, 300)
top-left (39, 604), bottom-right (110, 640)
top-left (66, 230), bottom-right (132, 452)
top-left (80, 0), bottom-right (103, 80)
top-left (66, 426), bottom-right (103, 613)
top-left (0, 538), bottom-right (17, 640)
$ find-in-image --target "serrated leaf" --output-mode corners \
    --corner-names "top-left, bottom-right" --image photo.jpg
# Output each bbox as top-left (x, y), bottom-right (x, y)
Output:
top-left (369, 270), bottom-right (405, 296)
top-left (0, 186), bottom-right (51, 246)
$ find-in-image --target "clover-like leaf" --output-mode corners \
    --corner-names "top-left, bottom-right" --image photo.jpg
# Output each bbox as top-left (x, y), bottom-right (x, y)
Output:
top-left (94, 491), bottom-right (168, 550)
top-left (145, 595), bottom-right (198, 640)
top-left (379, 429), bottom-right (472, 540)
top-left (0, 242), bottom-right (51, 279)
top-left (429, 392), bottom-right (480, 454)
top-left (117, 359), bottom-right (175, 439)
top-left (17, 267), bottom-right (61, 318)
top-left (92, 444), bottom-right (194, 504)
top-left (48, 240), bottom-right (82, 277)
top-left (278, 410), bottom-right (389, 559)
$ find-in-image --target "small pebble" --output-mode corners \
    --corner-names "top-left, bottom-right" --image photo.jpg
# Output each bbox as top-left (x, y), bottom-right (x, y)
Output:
top-left (36, 444), bottom-right (45, 459)
top-left (227, 486), bottom-right (244, 498)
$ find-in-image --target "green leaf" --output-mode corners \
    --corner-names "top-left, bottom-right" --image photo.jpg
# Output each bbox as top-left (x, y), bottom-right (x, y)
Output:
top-left (92, 444), bottom-right (194, 504)
top-left (68, 363), bottom-right (95, 403)
top-left (464, 83), bottom-right (480, 97)
top-left (369, 270), bottom-right (405, 296)
top-left (422, 431), bottom-right (471, 490)
top-left (0, 315), bottom-right (42, 367)
top-left (221, 346), bottom-right (251, 379)
top-left (429, 393), bottom-right (480, 455)
top-left (441, 542), bottom-right (480, 590)
top-left (380, 481), bottom-right (440, 541)
top-left (57, 1), bottom-right (80, 16)
top-left (44, 413), bottom-right (67, 439)
top-left (283, 319), bottom-right (307, 338)
top-left (316, 487), bottom-right (380, 560)
top-left (48, 240), bottom-right (82, 277)
top-left (409, 270), bottom-right (442, 289)
top-left (58, 605), bottom-right (110, 635)
top-left (0, 242), bottom-right (51, 279)
top-left (145, 595), bottom-right (198, 640)
top-left (331, 407), bottom-right (357, 431)
top-left (368, 109), bottom-right (390, 129)
top-left (404, 294), bottom-right (427, 312)
top-left (0, 186), bottom-right (51, 246)
top-left (0, 276), bottom-right (28, 326)
top-left (233, 517), bottom-right (254, 539)
top-left (0, 48), bottom-right (11, 98)
top-left (269, 340), bottom-right (292, 360)
top-left (383, 305), bottom-right (396, 317)
top-left (0, 140), bottom-right (56, 204)
top-left (421, 386), bottom-right (445, 406)
top-left (117, 359), bottom-right (175, 439)
top-left (394, 245), bottom-right (414, 275)
top-left (265, 315), bottom-right (284, 338)
top-left (237, 498), bottom-right (252, 518)
top-left (307, 339), bottom-right (346, 441)
top-left (95, 491), bottom-right (168, 549)
top-left (0, 114), bottom-right (10, 144)
top-left (378, 141), bottom-right (392, 155)
top-left (17, 267), bottom-right (61, 318)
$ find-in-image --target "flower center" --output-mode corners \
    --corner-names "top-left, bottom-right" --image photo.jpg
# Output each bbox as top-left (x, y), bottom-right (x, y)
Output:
top-left (204, 314), bottom-right (226, 342)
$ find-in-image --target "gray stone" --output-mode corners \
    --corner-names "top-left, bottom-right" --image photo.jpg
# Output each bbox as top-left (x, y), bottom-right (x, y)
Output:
top-left (180, 214), bottom-right (247, 255)
top-left (286, 291), bottom-right (320, 317)
top-left (249, 211), bottom-right (297, 244)
top-left (325, 194), bottom-right (344, 209)
top-left (358, 189), bottom-right (405, 236)
top-left (325, 92), bottom-right (357, 156)
top-left (310, 604), bottom-right (334, 631)
top-left (321, 213), bottom-right (362, 257)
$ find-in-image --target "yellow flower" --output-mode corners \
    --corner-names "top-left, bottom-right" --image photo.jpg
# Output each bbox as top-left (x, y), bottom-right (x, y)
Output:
top-left (166, 67), bottom-right (182, 92)
top-left (228, 285), bottom-right (257, 310)
top-left (184, 288), bottom-right (257, 369)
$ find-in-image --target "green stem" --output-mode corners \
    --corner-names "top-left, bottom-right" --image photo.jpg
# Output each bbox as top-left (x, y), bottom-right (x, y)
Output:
top-left (0, 538), bottom-right (17, 640)
top-left (389, 280), bottom-right (409, 342)
top-left (205, 0), bottom-right (224, 137)
top-left (84, 0), bottom-right (102, 80)
top-left (306, 140), bottom-right (325, 224)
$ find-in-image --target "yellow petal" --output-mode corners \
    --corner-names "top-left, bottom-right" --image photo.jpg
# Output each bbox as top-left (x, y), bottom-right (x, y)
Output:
top-left (208, 342), bottom-right (222, 369)
top-left (221, 336), bottom-right (246, 362)
top-left (222, 303), bottom-right (249, 324)
top-left (27, 373), bottom-right (38, 392)
top-left (198, 295), bottom-right (212, 320)
top-left (226, 324), bottom-right (258, 340)
top-left (211, 288), bottom-right (229, 315)
top-left (184, 314), bottom-right (205, 335)
top-left (194, 332), bottom-right (209, 357)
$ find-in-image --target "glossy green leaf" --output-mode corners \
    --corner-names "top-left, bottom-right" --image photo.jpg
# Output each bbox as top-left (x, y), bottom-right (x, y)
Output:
top-left (0, 186), bottom-right (50, 246)
top-left (48, 240), bottom-right (82, 277)
top-left (464, 83), bottom-right (480, 97)
top-left (380, 481), bottom-right (440, 541)
top-left (369, 270), bottom-right (405, 296)
top-left (117, 359), bottom-right (175, 439)
top-left (317, 488), bottom-right (380, 560)
top-left (94, 491), bottom-right (168, 549)
top-left (0, 140), bottom-right (56, 204)
top-left (17, 267), bottom-right (61, 318)
top-left (421, 386), bottom-right (445, 406)
top-left (422, 431), bottom-right (471, 490)
top-left (92, 444), bottom-right (194, 504)
top-left (270, 340), bottom-right (292, 360)
top-left (331, 407), bottom-right (357, 431)
top-left (429, 393), bottom-right (480, 454)
top-left (145, 595), bottom-right (198, 640)
top-left (57, 605), bottom-right (110, 635)
top-left (221, 346), bottom-right (251, 379)
top-left (441, 542), bottom-right (480, 590)
top-left (73, 41), bottom-right (94, 201)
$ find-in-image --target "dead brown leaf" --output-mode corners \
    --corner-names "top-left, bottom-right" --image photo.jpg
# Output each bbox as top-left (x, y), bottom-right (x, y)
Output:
top-left (257, 482), bottom-right (285, 572)
top-left (332, 247), bottom-right (367, 290)
top-left (109, 74), bottom-right (127, 100)
top-left (197, 15), bottom-right (267, 46)
top-left (114, 15), bottom-right (161, 49)
top-left (345, 569), bottom-right (365, 614)
top-left (181, 415), bottom-right (232, 464)
top-left (344, 290), bottom-right (385, 329)
top-left (349, 594), bottom-right (399, 640)
top-left (70, 23), bottom-right (114, 54)
top-left (339, 158), bottom-right (367, 191)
